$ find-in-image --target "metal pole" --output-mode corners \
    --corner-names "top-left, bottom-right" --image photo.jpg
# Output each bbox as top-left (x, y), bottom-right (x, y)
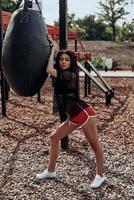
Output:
top-left (59, 0), bottom-right (68, 149)
top-left (87, 64), bottom-right (91, 94)
top-left (37, 90), bottom-right (41, 102)
top-left (84, 62), bottom-right (88, 97)
top-left (74, 37), bottom-right (77, 52)
top-left (0, 7), bottom-right (7, 117)
top-left (59, 0), bottom-right (68, 49)
top-left (106, 91), bottom-right (111, 106)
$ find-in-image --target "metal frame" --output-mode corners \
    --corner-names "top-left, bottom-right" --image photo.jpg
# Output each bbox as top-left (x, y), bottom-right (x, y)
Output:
top-left (0, 6), bottom-right (7, 116)
top-left (77, 61), bottom-right (114, 106)
top-left (59, 0), bottom-right (69, 149)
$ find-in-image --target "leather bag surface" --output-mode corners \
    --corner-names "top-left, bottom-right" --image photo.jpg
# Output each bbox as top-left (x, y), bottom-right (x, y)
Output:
top-left (2, 0), bottom-right (50, 96)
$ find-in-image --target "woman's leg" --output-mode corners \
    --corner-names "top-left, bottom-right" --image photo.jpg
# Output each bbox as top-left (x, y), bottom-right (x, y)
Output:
top-left (48, 121), bottom-right (79, 172)
top-left (82, 117), bottom-right (104, 176)
top-left (36, 121), bottom-right (79, 179)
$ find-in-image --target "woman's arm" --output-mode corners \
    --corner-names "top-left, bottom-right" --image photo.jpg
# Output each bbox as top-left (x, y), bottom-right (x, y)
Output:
top-left (46, 36), bottom-right (58, 77)
top-left (46, 47), bottom-right (57, 77)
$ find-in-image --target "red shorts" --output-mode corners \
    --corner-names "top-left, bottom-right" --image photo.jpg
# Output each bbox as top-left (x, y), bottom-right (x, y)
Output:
top-left (69, 106), bottom-right (96, 126)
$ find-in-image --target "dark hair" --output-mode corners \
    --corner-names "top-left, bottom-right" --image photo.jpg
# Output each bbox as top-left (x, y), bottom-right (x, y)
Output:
top-left (55, 50), bottom-right (77, 72)
top-left (55, 50), bottom-right (80, 99)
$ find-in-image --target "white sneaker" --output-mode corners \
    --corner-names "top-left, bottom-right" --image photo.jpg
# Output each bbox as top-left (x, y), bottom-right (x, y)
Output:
top-left (36, 169), bottom-right (56, 180)
top-left (91, 174), bottom-right (106, 188)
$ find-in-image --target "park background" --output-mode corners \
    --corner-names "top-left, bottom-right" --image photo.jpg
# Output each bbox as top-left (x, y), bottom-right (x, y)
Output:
top-left (0, 1), bottom-right (134, 200)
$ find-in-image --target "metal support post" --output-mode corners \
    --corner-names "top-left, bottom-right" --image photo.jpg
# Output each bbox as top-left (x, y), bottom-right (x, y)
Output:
top-left (59, 0), bottom-right (68, 49)
top-left (59, 0), bottom-right (68, 149)
top-left (37, 90), bottom-right (41, 102)
top-left (87, 64), bottom-right (91, 95)
top-left (75, 38), bottom-right (77, 52)
top-left (5, 80), bottom-right (10, 101)
top-left (110, 88), bottom-right (114, 98)
top-left (84, 61), bottom-right (91, 96)
top-left (0, 7), bottom-right (7, 116)
top-left (105, 91), bottom-right (111, 106)
top-left (84, 74), bottom-right (88, 97)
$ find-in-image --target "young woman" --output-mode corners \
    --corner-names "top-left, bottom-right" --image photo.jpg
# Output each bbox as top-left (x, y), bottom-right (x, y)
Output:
top-left (36, 37), bottom-right (106, 188)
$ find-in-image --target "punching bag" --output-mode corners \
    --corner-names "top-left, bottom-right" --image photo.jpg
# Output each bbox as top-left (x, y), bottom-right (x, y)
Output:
top-left (2, 0), bottom-right (50, 96)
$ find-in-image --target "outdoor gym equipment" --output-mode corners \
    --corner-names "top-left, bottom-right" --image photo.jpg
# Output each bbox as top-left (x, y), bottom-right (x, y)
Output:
top-left (2, 0), bottom-right (50, 96)
top-left (86, 60), bottom-right (114, 104)
top-left (77, 61), bottom-right (114, 106)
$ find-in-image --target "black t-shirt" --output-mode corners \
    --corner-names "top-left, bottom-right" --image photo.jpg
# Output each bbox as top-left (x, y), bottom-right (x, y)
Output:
top-left (54, 69), bottom-right (77, 95)
top-left (53, 69), bottom-right (88, 118)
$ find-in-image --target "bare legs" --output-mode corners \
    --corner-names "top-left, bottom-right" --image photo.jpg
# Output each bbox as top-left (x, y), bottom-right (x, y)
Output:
top-left (82, 117), bottom-right (104, 176)
top-left (36, 115), bottom-right (105, 188)
top-left (46, 116), bottom-right (104, 178)
top-left (36, 114), bottom-right (105, 187)
top-left (48, 121), bottom-right (79, 172)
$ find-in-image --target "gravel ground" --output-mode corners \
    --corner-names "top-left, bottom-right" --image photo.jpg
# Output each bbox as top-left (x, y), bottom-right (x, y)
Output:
top-left (0, 76), bottom-right (134, 200)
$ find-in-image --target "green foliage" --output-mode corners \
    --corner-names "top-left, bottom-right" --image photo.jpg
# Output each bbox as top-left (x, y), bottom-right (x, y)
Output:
top-left (75, 15), bottom-right (96, 40)
top-left (54, 13), bottom-right (86, 37)
top-left (68, 13), bottom-right (76, 29)
top-left (54, 20), bottom-right (59, 27)
top-left (68, 13), bottom-right (86, 37)
top-left (98, 0), bottom-right (129, 41)
top-left (54, 13), bottom-right (114, 41)
top-left (119, 20), bottom-right (134, 41)
top-left (75, 15), bottom-right (112, 40)
top-left (54, 13), bottom-right (77, 28)
top-left (91, 56), bottom-right (104, 69)
top-left (54, 13), bottom-right (76, 28)
top-left (1, 0), bottom-right (17, 13)
top-left (53, 3), bottom-right (133, 42)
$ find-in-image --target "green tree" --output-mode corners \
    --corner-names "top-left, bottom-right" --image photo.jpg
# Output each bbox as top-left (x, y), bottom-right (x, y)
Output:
top-left (76, 15), bottom-right (112, 40)
top-left (54, 13), bottom-right (114, 41)
top-left (120, 20), bottom-right (134, 41)
top-left (53, 20), bottom-right (59, 27)
top-left (1, 0), bottom-right (17, 13)
top-left (75, 15), bottom-right (96, 39)
top-left (54, 13), bottom-right (76, 28)
top-left (54, 13), bottom-right (85, 37)
top-left (67, 13), bottom-right (86, 37)
top-left (68, 13), bottom-right (76, 29)
top-left (98, 0), bottom-right (129, 41)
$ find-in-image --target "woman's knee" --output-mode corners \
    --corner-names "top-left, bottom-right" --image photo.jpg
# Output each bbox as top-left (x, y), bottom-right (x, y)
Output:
top-left (49, 130), bottom-right (59, 143)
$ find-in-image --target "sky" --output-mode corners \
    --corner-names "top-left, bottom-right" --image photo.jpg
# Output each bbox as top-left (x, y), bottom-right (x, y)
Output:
top-left (41, 0), bottom-right (134, 25)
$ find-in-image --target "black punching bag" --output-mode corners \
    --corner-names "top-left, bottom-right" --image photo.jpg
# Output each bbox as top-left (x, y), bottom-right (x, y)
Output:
top-left (2, 0), bottom-right (50, 96)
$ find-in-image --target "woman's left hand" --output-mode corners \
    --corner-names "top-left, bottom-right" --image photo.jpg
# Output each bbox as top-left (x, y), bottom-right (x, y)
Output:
top-left (47, 35), bottom-right (59, 53)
